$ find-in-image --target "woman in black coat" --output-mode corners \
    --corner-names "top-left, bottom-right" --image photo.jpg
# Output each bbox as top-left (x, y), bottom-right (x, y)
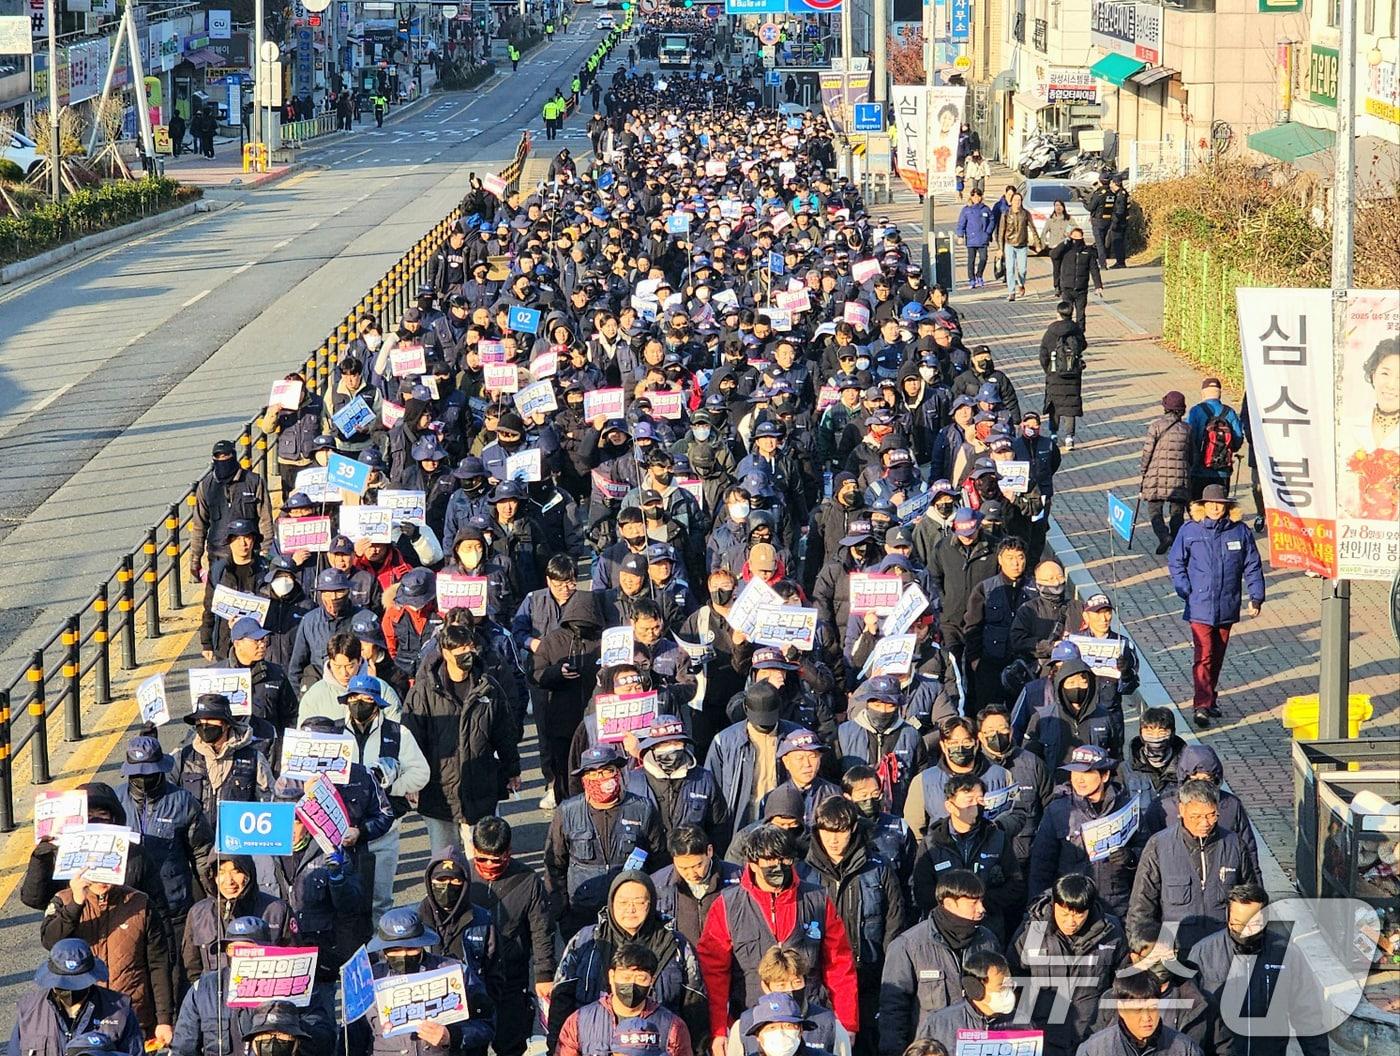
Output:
top-left (532, 590), bottom-right (603, 803)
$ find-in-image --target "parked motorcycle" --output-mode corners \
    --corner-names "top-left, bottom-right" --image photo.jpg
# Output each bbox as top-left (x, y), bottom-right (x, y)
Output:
top-left (1017, 131), bottom-right (1076, 178)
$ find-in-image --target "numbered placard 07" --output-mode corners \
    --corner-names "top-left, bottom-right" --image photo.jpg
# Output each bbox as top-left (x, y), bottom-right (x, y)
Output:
top-left (218, 801), bottom-right (297, 856)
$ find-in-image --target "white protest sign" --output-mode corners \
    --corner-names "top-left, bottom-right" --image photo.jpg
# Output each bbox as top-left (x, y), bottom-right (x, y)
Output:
top-left (584, 388), bottom-right (625, 420)
top-left (280, 730), bottom-right (357, 785)
top-left (530, 350), bottom-right (558, 380)
top-left (596, 691), bottom-right (660, 743)
top-left (763, 308), bottom-right (792, 332)
top-left (293, 468), bottom-right (343, 505)
top-left (882, 583), bottom-right (931, 636)
top-left (601, 626), bottom-right (635, 668)
top-left (189, 667), bottom-right (254, 716)
top-left (380, 489), bottom-right (426, 526)
top-left (843, 301), bottom-right (871, 330)
top-left (1068, 635), bottom-right (1126, 679)
top-left (513, 380), bottom-right (557, 418)
top-left (997, 461), bottom-right (1030, 496)
top-left (483, 363), bottom-right (519, 393)
top-left (374, 963), bottom-right (472, 1037)
top-left (849, 572), bottom-right (904, 615)
top-left (647, 390), bottom-right (686, 419)
top-left (380, 402), bottom-right (405, 428)
top-left (751, 606), bottom-right (819, 651)
top-left (389, 343), bottom-right (427, 377)
top-left (482, 173), bottom-right (508, 197)
top-left (339, 505), bottom-right (395, 543)
top-left (227, 945), bottom-right (320, 1007)
top-left (277, 515), bottom-right (334, 553)
top-left (268, 378), bottom-right (303, 411)
top-left (775, 288), bottom-right (811, 314)
top-left (726, 576), bottom-right (783, 636)
top-left (137, 672), bottom-right (171, 726)
top-left (505, 448), bottom-right (542, 482)
top-left (211, 586), bottom-right (271, 625)
top-left (53, 824), bottom-right (137, 884)
top-left (1082, 797), bottom-right (1141, 862)
top-left (982, 783), bottom-right (1019, 821)
top-left (863, 633), bottom-right (917, 677)
top-left (851, 258), bottom-right (882, 284)
top-left (34, 790), bottom-right (87, 845)
top-left (436, 573), bottom-right (489, 615)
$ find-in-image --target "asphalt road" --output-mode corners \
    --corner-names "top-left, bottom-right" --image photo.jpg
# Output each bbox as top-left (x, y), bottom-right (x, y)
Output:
top-left (0, 23), bottom-right (615, 1033)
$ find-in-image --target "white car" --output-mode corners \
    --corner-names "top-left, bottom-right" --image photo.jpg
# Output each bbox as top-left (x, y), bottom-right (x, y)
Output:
top-left (595, 13), bottom-right (615, 30)
top-left (1021, 177), bottom-right (1095, 251)
top-left (2, 131), bottom-right (39, 176)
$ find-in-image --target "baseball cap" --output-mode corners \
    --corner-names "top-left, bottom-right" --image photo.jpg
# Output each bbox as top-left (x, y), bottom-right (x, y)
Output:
top-left (1064, 745), bottom-right (1117, 772)
top-left (1083, 593), bottom-right (1114, 612)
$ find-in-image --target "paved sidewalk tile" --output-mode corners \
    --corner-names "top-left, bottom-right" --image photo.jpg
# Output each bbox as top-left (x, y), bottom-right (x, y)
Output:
top-left (882, 187), bottom-right (1398, 880)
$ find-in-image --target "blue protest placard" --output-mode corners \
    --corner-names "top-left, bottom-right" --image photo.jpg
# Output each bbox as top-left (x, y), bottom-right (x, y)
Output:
top-left (786, 115), bottom-right (803, 130)
top-left (218, 801), bottom-right (296, 856)
top-left (764, 70), bottom-right (782, 86)
top-left (768, 250), bottom-right (785, 276)
top-left (331, 395), bottom-right (375, 439)
top-left (507, 305), bottom-right (541, 335)
top-left (854, 102), bottom-right (884, 132)
top-left (666, 212), bottom-right (692, 234)
top-left (341, 944), bottom-right (377, 1023)
top-left (325, 452), bottom-right (371, 496)
top-left (1108, 491), bottom-right (1136, 546)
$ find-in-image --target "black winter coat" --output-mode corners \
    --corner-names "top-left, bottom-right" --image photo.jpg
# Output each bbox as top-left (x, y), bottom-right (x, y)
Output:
top-left (1039, 319), bottom-right (1086, 417)
top-left (930, 532), bottom-right (998, 650)
top-left (1052, 240), bottom-right (1102, 294)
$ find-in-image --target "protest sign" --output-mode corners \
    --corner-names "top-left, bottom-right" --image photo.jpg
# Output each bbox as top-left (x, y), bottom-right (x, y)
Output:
top-left (276, 515), bottom-right (333, 554)
top-left (342, 945), bottom-right (378, 1023)
top-left (530, 350), bottom-right (558, 380)
top-left (897, 490), bottom-right (933, 522)
top-left (380, 489), bottom-right (426, 526)
top-left (591, 470), bottom-right (630, 502)
top-left (997, 461), bottom-right (1030, 496)
top-left (726, 576), bottom-right (782, 636)
top-left (53, 825), bottom-right (136, 884)
top-left (817, 384), bottom-right (839, 412)
top-left (1067, 635), bottom-right (1126, 678)
top-left (331, 395), bottom-right (375, 439)
top-left (751, 607), bottom-right (819, 651)
top-left (863, 634), bottom-right (917, 677)
top-left (775, 288), bottom-right (811, 314)
top-left (705, 159), bottom-right (728, 177)
top-left (436, 573), bottom-right (489, 615)
top-left (851, 258), bottom-right (882, 284)
top-left (326, 452), bottom-right (372, 497)
top-left (505, 449), bottom-right (543, 482)
top-left (389, 343), bottom-right (427, 377)
top-left (268, 378), bottom-right (303, 411)
top-left (955, 1029), bottom-right (1045, 1056)
top-left (982, 783), bottom-right (1019, 821)
top-left (211, 585), bottom-right (272, 625)
top-left (647, 390), bottom-right (686, 419)
top-left (770, 210), bottom-right (792, 234)
top-left (227, 945), bottom-right (319, 1007)
top-left (596, 691), bottom-right (660, 743)
top-left (482, 172), bottom-right (508, 197)
top-left (849, 572), bottom-right (905, 615)
top-left (601, 626), bottom-right (635, 668)
top-left (477, 340), bottom-right (508, 364)
top-left (713, 288), bottom-right (740, 310)
top-left (189, 667), bottom-right (253, 715)
top-left (483, 362), bottom-right (520, 393)
top-left (513, 380), bottom-right (557, 418)
top-left (763, 308), bottom-right (793, 332)
top-left (1082, 796), bottom-right (1140, 862)
top-left (584, 388), bottom-right (625, 420)
top-left (676, 477), bottom-right (704, 508)
top-left (137, 672), bottom-right (170, 726)
top-left (281, 730), bottom-right (357, 784)
top-left (34, 790), bottom-right (87, 845)
top-left (218, 801), bottom-right (297, 856)
top-left (843, 301), bottom-right (871, 330)
top-left (293, 467), bottom-right (343, 504)
top-left (295, 775), bottom-right (352, 854)
top-left (381, 402), bottom-right (405, 428)
top-left (339, 505), bottom-right (395, 544)
top-left (417, 374), bottom-right (441, 401)
top-left (375, 963), bottom-right (472, 1037)
top-left (507, 305), bottom-right (542, 335)
top-left (882, 583), bottom-right (931, 636)
top-left (666, 212), bottom-right (692, 234)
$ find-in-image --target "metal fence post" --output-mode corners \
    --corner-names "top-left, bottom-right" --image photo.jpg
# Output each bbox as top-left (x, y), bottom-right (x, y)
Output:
top-left (143, 528), bottom-right (161, 639)
top-left (62, 615), bottom-right (81, 742)
top-left (166, 505), bottom-right (183, 611)
top-left (28, 651), bottom-right (49, 785)
top-left (0, 688), bottom-right (12, 831)
top-left (94, 583), bottom-right (111, 705)
top-left (118, 555), bottom-right (137, 669)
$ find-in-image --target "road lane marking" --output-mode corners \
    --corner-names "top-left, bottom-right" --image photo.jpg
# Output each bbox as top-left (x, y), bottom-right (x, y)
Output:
top-left (233, 261), bottom-right (255, 275)
top-left (181, 289), bottom-right (211, 307)
top-left (272, 237), bottom-right (293, 250)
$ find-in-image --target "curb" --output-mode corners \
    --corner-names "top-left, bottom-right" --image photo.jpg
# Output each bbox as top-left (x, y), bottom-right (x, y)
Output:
top-left (1043, 516), bottom-right (1295, 897)
top-left (0, 198), bottom-right (226, 286)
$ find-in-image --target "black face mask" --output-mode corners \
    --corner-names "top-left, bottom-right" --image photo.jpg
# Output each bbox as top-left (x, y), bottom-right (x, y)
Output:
top-left (197, 724), bottom-right (225, 744)
top-left (325, 596), bottom-right (350, 618)
top-left (384, 950), bottom-right (423, 975)
top-left (347, 700), bottom-right (378, 726)
top-left (854, 797), bottom-right (882, 818)
top-left (1038, 583), bottom-right (1066, 600)
top-left (946, 743), bottom-right (976, 767)
top-left (131, 773), bottom-right (164, 797)
top-left (431, 879), bottom-right (463, 907)
top-left (975, 477), bottom-right (1000, 499)
top-left (759, 863), bottom-right (792, 889)
top-left (1230, 927), bottom-right (1265, 954)
top-left (712, 586), bottom-right (735, 606)
top-left (984, 731), bottom-right (1012, 757)
top-left (653, 748), bottom-right (688, 774)
top-left (1065, 685), bottom-right (1091, 707)
top-left (613, 980), bottom-right (651, 1009)
top-left (51, 986), bottom-right (89, 1009)
top-left (252, 1039), bottom-right (299, 1056)
top-left (212, 459), bottom-right (238, 483)
top-left (623, 535), bottom-right (647, 552)
top-left (644, 507), bottom-right (665, 521)
top-left (1141, 736), bottom-right (1174, 765)
top-left (867, 708), bottom-right (898, 733)
top-left (934, 501), bottom-right (957, 517)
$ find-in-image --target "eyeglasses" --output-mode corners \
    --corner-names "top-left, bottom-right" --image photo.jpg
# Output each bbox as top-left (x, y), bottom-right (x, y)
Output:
top-left (613, 898), bottom-right (652, 909)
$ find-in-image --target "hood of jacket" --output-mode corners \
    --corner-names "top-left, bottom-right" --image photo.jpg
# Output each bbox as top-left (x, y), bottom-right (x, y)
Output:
top-left (560, 589), bottom-right (604, 636)
top-left (805, 826), bottom-right (871, 882)
top-left (1022, 891), bottom-right (1117, 954)
top-left (423, 846), bottom-right (474, 921)
top-left (1052, 658), bottom-right (1100, 715)
top-left (1175, 744), bottom-right (1224, 784)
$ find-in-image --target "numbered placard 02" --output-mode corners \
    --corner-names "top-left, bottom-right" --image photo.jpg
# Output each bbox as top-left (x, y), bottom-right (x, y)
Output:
top-left (218, 801), bottom-right (297, 856)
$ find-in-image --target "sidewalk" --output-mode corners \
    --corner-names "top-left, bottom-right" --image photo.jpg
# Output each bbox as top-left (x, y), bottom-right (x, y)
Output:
top-left (884, 180), bottom-right (1398, 880)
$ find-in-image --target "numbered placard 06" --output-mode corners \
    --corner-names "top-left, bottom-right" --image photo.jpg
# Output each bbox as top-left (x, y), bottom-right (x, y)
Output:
top-left (218, 801), bottom-right (297, 856)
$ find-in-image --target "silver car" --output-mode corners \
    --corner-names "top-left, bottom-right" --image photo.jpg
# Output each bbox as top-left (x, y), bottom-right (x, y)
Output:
top-left (1020, 178), bottom-right (1095, 252)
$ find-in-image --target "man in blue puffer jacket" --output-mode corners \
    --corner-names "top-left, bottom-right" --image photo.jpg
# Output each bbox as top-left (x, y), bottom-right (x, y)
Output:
top-left (1166, 486), bottom-right (1264, 729)
top-left (954, 189), bottom-right (998, 289)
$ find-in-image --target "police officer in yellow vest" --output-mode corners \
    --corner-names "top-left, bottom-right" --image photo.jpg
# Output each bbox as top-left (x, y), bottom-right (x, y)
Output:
top-left (508, 43), bottom-right (520, 71)
top-left (543, 96), bottom-right (558, 140)
top-left (546, 19), bottom-right (554, 36)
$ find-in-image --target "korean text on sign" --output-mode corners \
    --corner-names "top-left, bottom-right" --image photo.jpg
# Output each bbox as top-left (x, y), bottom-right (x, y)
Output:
top-left (375, 963), bottom-right (472, 1037)
top-left (849, 572), bottom-right (905, 615)
top-left (596, 692), bottom-right (660, 743)
top-left (227, 946), bottom-right (319, 1007)
top-left (280, 730), bottom-right (356, 784)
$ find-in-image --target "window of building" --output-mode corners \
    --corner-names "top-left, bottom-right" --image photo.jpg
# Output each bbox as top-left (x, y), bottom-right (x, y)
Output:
top-left (1327, 0), bottom-right (1341, 27)
top-left (1364, 0), bottom-right (1375, 32)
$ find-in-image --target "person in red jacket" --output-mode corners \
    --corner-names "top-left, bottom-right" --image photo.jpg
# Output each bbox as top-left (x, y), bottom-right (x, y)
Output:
top-left (697, 823), bottom-right (859, 1053)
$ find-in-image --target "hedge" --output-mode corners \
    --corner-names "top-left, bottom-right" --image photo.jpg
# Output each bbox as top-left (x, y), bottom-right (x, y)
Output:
top-left (0, 177), bottom-right (199, 266)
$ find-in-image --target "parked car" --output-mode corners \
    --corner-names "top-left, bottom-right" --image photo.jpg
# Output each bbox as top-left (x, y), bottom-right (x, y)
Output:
top-left (2, 131), bottom-right (40, 177)
top-left (1020, 177), bottom-right (1095, 251)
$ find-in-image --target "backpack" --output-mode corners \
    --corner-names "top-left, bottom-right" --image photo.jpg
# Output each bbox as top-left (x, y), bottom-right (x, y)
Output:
top-left (1200, 411), bottom-right (1237, 472)
top-left (1052, 331), bottom-right (1084, 375)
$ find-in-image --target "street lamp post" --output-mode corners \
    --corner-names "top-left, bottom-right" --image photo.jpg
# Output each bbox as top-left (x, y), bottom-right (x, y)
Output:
top-left (46, 0), bottom-right (59, 201)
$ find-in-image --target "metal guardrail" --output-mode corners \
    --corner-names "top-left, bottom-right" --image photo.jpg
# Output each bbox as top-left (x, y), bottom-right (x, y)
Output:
top-left (0, 131), bottom-right (534, 833)
top-left (281, 114), bottom-right (340, 147)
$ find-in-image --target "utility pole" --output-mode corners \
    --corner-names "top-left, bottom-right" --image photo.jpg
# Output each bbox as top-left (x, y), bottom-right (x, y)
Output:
top-left (46, 0), bottom-right (59, 201)
top-left (840, 0), bottom-right (853, 179)
top-left (920, 0), bottom-right (934, 273)
top-left (1318, 0), bottom-right (1355, 739)
top-left (254, 0), bottom-right (265, 152)
top-left (872, 0), bottom-right (886, 105)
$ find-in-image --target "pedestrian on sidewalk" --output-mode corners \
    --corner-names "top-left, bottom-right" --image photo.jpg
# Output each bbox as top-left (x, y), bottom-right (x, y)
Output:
top-left (1167, 485), bottom-right (1265, 728)
top-left (1049, 228), bottom-right (1102, 330)
top-left (955, 190), bottom-right (997, 289)
top-left (1141, 390), bottom-right (1194, 554)
top-left (1037, 302), bottom-right (1085, 449)
top-left (996, 191), bottom-right (1043, 302)
top-left (963, 151), bottom-right (990, 198)
top-left (1039, 199), bottom-right (1073, 252)
top-left (1186, 377), bottom-right (1245, 499)
top-left (168, 111), bottom-right (186, 157)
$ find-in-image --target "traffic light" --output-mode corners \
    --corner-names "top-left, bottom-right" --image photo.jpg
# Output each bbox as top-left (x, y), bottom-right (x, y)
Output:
top-left (621, 1), bottom-right (630, 7)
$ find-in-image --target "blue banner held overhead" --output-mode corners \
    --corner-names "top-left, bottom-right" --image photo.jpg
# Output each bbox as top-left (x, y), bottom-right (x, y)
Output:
top-left (1108, 491), bottom-right (1136, 546)
top-left (341, 944), bottom-right (377, 1023)
top-left (507, 305), bottom-right (542, 335)
top-left (666, 212), bottom-right (692, 234)
top-left (768, 250), bottom-right (785, 276)
top-left (217, 801), bottom-right (296, 856)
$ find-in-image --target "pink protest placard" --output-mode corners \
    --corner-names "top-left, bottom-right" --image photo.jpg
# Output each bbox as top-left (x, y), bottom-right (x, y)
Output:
top-left (390, 343), bottom-right (427, 378)
top-left (843, 301), bottom-right (871, 330)
top-left (584, 388), bottom-right (626, 420)
top-left (849, 572), bottom-right (906, 616)
top-left (647, 390), bottom-right (686, 420)
top-left (227, 946), bottom-right (319, 1008)
top-left (437, 573), bottom-right (489, 615)
top-left (851, 258), bottom-right (882, 284)
top-left (596, 692), bottom-right (660, 743)
top-left (483, 363), bottom-right (519, 393)
top-left (276, 515), bottom-right (333, 553)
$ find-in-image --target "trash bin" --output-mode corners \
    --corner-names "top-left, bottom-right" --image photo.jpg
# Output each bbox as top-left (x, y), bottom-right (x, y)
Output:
top-left (1282, 694), bottom-right (1374, 740)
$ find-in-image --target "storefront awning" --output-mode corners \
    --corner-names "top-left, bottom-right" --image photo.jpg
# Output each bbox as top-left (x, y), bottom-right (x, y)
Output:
top-left (1089, 53), bottom-right (1147, 87)
top-left (1246, 121), bottom-right (1335, 163)
top-left (991, 68), bottom-right (1017, 92)
top-left (1129, 65), bottom-right (1176, 87)
top-left (181, 48), bottom-right (225, 68)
